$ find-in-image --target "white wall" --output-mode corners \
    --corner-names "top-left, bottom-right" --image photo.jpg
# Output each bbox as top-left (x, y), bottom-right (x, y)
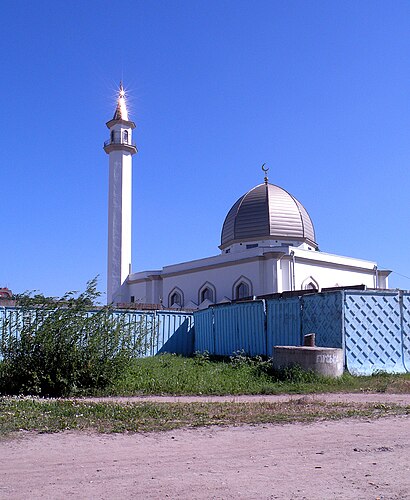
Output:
top-left (293, 260), bottom-right (377, 290)
top-left (281, 247), bottom-right (384, 291)
top-left (127, 255), bottom-right (279, 307)
top-left (121, 246), bottom-right (389, 308)
top-left (162, 259), bottom-right (265, 306)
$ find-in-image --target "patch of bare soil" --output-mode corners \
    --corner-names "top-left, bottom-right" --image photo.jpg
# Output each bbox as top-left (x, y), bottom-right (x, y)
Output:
top-left (1, 406), bottom-right (409, 499)
top-left (79, 392), bottom-right (410, 405)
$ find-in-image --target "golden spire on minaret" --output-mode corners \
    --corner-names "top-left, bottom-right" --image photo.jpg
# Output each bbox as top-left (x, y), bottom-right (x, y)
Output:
top-left (113, 81), bottom-right (129, 121)
top-left (262, 163), bottom-right (269, 184)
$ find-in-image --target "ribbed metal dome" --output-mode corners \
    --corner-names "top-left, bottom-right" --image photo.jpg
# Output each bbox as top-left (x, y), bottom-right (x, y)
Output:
top-left (220, 182), bottom-right (317, 249)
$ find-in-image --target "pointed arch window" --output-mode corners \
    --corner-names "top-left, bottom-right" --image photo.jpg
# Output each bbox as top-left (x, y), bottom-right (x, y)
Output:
top-left (198, 282), bottom-right (216, 304)
top-left (232, 276), bottom-right (253, 300)
top-left (236, 282), bottom-right (249, 299)
top-left (123, 130), bottom-right (129, 144)
top-left (168, 287), bottom-right (184, 308)
top-left (301, 276), bottom-right (319, 291)
top-left (170, 292), bottom-right (182, 306)
top-left (201, 288), bottom-right (213, 302)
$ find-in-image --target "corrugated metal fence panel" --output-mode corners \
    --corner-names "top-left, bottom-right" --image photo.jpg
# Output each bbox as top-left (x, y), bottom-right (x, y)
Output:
top-left (194, 308), bottom-right (214, 353)
top-left (156, 312), bottom-right (194, 356)
top-left (0, 307), bottom-right (38, 341)
top-left (213, 302), bottom-right (266, 356)
top-left (99, 309), bottom-right (195, 357)
top-left (0, 307), bottom-right (194, 359)
top-left (301, 292), bottom-right (344, 348)
top-left (0, 307), bottom-right (14, 341)
top-left (214, 306), bottom-right (237, 356)
top-left (109, 310), bottom-right (155, 357)
top-left (237, 302), bottom-right (266, 356)
top-left (402, 293), bottom-right (410, 372)
top-left (344, 291), bottom-right (405, 375)
top-left (266, 298), bottom-right (301, 353)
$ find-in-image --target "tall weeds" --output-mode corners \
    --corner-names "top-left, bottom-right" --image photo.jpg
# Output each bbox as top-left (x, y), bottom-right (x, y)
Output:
top-left (0, 278), bottom-right (152, 396)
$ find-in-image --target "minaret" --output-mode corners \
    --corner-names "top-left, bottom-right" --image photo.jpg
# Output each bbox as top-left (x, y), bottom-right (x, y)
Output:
top-left (104, 83), bottom-right (137, 304)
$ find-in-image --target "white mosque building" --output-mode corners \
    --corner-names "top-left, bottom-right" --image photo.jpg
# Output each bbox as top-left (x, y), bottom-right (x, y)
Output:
top-left (104, 85), bottom-right (390, 308)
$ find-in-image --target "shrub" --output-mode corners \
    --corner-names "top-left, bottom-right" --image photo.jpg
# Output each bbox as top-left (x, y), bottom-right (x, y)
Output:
top-left (0, 278), bottom-right (153, 396)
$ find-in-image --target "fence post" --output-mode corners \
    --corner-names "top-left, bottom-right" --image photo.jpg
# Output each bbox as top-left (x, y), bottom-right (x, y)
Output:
top-left (262, 299), bottom-right (268, 357)
top-left (212, 307), bottom-right (216, 355)
top-left (399, 290), bottom-right (409, 372)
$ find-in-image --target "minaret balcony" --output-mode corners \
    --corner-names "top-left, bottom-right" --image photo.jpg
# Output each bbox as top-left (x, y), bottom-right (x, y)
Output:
top-left (104, 137), bottom-right (137, 154)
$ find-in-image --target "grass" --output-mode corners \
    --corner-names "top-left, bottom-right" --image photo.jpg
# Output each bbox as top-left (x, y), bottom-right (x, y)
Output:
top-left (102, 353), bottom-right (410, 396)
top-left (0, 397), bottom-right (408, 436)
top-left (1, 353), bottom-right (410, 397)
top-left (1, 354), bottom-right (409, 437)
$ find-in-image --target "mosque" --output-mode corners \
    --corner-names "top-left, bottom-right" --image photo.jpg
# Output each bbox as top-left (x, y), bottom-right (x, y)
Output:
top-left (104, 85), bottom-right (390, 308)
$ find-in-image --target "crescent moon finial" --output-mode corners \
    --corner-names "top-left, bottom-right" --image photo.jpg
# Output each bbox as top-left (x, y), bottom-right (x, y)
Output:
top-left (261, 163), bottom-right (269, 184)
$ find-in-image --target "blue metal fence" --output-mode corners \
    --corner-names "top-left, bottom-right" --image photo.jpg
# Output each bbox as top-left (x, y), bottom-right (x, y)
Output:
top-left (195, 299), bottom-right (301, 356)
top-left (153, 311), bottom-right (194, 356)
top-left (344, 291), bottom-right (405, 374)
top-left (266, 297), bottom-right (301, 354)
top-left (214, 302), bottom-right (266, 356)
top-left (0, 306), bottom-right (194, 359)
top-left (5, 291), bottom-right (410, 374)
top-left (402, 293), bottom-right (410, 372)
top-left (194, 290), bottom-right (410, 375)
top-left (302, 292), bottom-right (344, 348)
top-left (193, 308), bottom-right (214, 353)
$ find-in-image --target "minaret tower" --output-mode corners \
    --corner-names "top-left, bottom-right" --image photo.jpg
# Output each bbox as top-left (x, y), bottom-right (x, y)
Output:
top-left (104, 83), bottom-right (137, 304)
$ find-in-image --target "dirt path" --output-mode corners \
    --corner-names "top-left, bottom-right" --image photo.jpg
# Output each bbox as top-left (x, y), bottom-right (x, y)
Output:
top-left (1, 394), bottom-right (409, 499)
top-left (79, 392), bottom-right (410, 405)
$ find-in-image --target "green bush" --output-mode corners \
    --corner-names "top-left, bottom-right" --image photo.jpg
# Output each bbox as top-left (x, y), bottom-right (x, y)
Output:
top-left (0, 278), bottom-right (152, 396)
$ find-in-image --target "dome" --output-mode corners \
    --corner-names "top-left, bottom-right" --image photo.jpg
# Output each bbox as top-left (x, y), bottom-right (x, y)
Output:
top-left (220, 182), bottom-right (317, 250)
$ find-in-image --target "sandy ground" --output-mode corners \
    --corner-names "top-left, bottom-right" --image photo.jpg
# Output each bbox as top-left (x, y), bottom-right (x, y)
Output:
top-left (1, 394), bottom-right (410, 500)
top-left (80, 392), bottom-right (410, 405)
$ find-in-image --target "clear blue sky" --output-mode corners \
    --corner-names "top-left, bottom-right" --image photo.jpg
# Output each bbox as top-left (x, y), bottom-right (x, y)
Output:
top-left (1, 0), bottom-right (409, 298)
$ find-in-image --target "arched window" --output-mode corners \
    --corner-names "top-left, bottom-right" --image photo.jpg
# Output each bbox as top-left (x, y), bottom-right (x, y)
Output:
top-left (232, 276), bottom-right (253, 300)
top-left (110, 130), bottom-right (115, 143)
top-left (168, 287), bottom-right (184, 308)
top-left (123, 130), bottom-right (129, 144)
top-left (170, 292), bottom-right (181, 306)
top-left (235, 282), bottom-right (250, 299)
top-left (301, 276), bottom-right (319, 291)
top-left (201, 287), bottom-right (213, 302)
top-left (198, 282), bottom-right (216, 304)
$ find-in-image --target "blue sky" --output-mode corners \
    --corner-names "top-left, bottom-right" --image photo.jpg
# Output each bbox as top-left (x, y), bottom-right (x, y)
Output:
top-left (1, 0), bottom-right (409, 298)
